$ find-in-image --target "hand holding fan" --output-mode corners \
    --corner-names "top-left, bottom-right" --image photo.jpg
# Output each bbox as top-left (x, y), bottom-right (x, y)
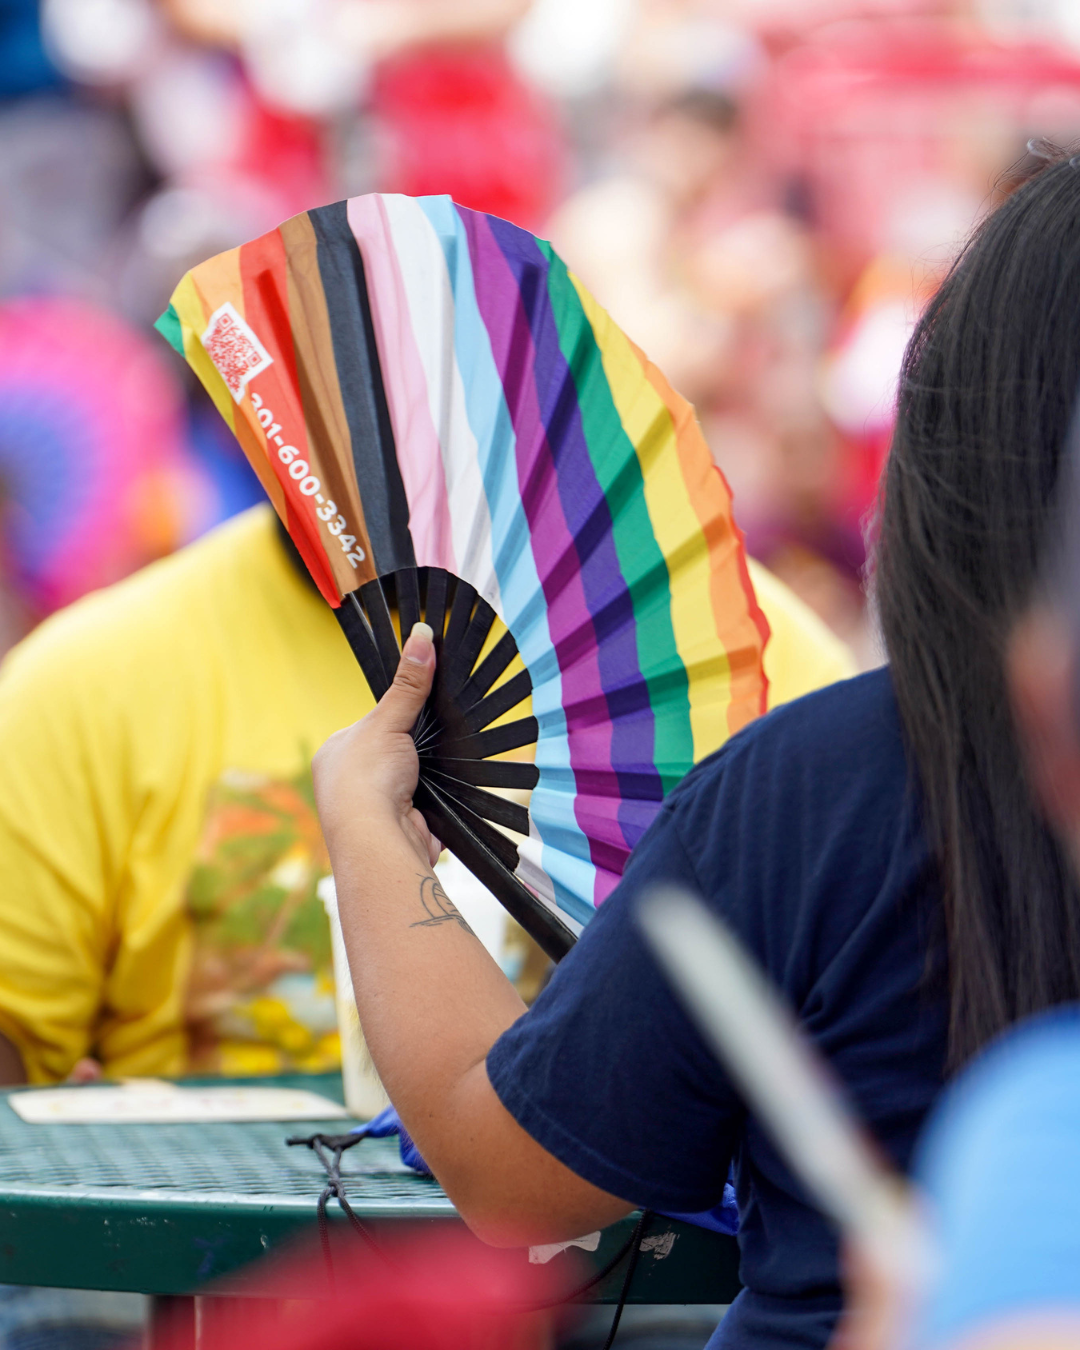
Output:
top-left (157, 195), bottom-right (768, 959)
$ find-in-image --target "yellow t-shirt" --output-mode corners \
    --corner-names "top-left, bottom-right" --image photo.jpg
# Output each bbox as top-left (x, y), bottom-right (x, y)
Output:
top-left (748, 559), bottom-right (858, 707)
top-left (0, 506), bottom-right (855, 1082)
top-left (0, 507), bottom-right (375, 1082)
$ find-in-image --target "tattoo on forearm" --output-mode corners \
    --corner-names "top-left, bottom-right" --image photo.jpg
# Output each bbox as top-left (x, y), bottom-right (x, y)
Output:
top-left (411, 874), bottom-right (476, 937)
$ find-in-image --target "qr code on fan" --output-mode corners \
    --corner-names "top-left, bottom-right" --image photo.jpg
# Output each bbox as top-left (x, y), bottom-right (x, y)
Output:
top-left (202, 302), bottom-right (273, 402)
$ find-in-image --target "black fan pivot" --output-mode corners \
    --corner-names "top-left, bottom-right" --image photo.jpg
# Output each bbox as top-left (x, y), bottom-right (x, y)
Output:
top-left (336, 568), bottom-right (577, 962)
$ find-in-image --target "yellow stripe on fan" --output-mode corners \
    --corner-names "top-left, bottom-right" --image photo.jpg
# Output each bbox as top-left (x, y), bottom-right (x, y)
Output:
top-left (169, 272), bottom-right (235, 432)
top-left (569, 277), bottom-right (734, 761)
top-left (183, 247), bottom-right (289, 522)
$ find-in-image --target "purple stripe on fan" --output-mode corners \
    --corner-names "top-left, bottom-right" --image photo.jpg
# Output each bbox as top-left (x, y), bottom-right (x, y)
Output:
top-left (465, 210), bottom-right (656, 879)
top-left (462, 211), bottom-right (617, 892)
top-left (485, 216), bottom-right (659, 861)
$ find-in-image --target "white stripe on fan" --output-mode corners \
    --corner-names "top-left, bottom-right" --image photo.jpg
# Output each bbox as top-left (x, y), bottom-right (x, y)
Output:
top-left (380, 195), bottom-right (500, 609)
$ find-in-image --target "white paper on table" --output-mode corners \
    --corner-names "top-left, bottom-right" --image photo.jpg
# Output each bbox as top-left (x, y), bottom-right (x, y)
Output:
top-left (8, 1081), bottom-right (351, 1124)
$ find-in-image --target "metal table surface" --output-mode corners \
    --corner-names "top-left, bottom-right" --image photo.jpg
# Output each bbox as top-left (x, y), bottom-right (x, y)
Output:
top-left (0, 1075), bottom-right (741, 1307)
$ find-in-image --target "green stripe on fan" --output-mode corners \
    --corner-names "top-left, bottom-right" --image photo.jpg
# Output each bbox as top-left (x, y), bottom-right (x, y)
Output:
top-left (154, 304), bottom-right (185, 358)
top-left (539, 241), bottom-right (693, 793)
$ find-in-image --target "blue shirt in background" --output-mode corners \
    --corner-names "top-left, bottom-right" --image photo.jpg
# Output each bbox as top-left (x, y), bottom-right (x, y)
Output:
top-left (488, 668), bottom-right (949, 1350)
top-left (911, 1007), bottom-right (1080, 1348)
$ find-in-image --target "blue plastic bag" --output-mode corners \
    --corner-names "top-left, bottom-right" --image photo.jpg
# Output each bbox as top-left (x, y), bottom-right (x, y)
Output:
top-left (350, 1105), bottom-right (432, 1176)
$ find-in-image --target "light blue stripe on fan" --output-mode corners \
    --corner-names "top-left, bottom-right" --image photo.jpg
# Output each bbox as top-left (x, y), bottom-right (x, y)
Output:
top-left (417, 196), bottom-right (597, 926)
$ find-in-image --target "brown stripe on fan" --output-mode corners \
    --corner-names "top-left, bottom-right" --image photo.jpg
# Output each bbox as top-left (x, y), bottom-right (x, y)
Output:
top-left (279, 212), bottom-right (377, 593)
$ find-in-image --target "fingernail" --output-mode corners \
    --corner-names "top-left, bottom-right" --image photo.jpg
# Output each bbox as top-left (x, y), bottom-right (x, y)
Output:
top-left (403, 621), bottom-right (434, 663)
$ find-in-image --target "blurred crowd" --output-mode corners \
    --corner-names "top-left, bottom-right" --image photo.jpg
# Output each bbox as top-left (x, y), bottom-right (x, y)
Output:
top-left (4, 0), bottom-right (1080, 665)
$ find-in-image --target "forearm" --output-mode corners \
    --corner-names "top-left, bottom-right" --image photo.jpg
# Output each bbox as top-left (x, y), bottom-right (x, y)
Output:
top-left (334, 827), bottom-right (630, 1241)
top-left (333, 817), bottom-right (525, 1147)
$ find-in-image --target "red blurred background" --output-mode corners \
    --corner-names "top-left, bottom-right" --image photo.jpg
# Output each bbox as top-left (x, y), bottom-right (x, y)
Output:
top-left (2, 0), bottom-right (1079, 654)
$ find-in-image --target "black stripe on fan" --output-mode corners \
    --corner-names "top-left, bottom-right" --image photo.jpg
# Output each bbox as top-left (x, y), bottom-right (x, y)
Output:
top-left (309, 201), bottom-right (415, 573)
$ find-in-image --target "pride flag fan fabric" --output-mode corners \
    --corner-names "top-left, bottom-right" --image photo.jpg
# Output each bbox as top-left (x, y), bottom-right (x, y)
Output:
top-left (158, 194), bottom-right (768, 949)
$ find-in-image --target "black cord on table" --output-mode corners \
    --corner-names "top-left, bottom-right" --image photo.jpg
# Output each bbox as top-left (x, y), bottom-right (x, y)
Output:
top-left (599, 1209), bottom-right (651, 1349)
top-left (528, 1209), bottom-right (654, 1310)
top-left (288, 1130), bottom-right (652, 1345)
top-left (286, 1132), bottom-right (386, 1289)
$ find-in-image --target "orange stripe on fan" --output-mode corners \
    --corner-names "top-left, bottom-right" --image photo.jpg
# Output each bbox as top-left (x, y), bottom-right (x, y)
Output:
top-left (631, 339), bottom-right (770, 732)
top-left (187, 257), bottom-right (288, 524)
top-left (238, 226), bottom-right (340, 606)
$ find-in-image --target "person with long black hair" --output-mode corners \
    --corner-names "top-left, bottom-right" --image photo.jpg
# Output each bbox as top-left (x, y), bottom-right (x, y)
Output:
top-left (311, 152), bottom-right (1080, 1350)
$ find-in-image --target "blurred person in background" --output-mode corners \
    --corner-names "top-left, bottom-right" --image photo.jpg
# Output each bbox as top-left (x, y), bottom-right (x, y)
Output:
top-left (548, 31), bottom-right (866, 663)
top-left (0, 504), bottom-right (376, 1085)
top-left (548, 74), bottom-right (855, 669)
top-left (548, 86), bottom-right (756, 406)
top-left (0, 296), bottom-right (211, 636)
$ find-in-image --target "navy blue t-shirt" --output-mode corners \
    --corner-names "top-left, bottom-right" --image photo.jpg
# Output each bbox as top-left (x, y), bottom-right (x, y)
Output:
top-left (488, 668), bottom-right (948, 1350)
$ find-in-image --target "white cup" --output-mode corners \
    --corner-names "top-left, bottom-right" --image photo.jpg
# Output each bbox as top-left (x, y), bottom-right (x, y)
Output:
top-left (317, 875), bottom-right (389, 1120)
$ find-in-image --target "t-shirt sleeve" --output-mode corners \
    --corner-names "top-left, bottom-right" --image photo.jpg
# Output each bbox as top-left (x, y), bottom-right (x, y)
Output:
top-left (486, 786), bottom-right (745, 1214)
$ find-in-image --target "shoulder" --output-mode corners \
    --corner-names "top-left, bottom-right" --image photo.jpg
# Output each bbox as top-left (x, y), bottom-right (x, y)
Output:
top-left (625, 668), bottom-right (914, 959)
top-left (0, 508), bottom-right (281, 693)
top-left (669, 665), bottom-right (903, 818)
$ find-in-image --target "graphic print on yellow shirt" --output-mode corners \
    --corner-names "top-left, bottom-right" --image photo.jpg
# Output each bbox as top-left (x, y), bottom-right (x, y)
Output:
top-left (184, 767), bottom-right (342, 1078)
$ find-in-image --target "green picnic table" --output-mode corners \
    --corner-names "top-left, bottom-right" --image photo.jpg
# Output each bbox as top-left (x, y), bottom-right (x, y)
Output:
top-left (0, 1074), bottom-right (740, 1345)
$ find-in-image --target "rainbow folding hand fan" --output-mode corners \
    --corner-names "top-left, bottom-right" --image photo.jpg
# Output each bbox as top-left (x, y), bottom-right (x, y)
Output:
top-left (157, 195), bottom-right (768, 960)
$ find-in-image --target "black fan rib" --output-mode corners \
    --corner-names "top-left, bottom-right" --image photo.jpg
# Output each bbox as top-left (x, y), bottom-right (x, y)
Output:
top-left (443, 579), bottom-right (477, 659)
top-left (334, 566), bottom-right (572, 961)
top-left (443, 598), bottom-right (497, 697)
top-left (425, 758), bottom-right (539, 791)
top-left (425, 569), bottom-right (448, 656)
top-left (435, 717), bottom-right (539, 760)
top-left (397, 567), bottom-right (422, 640)
top-left (359, 578), bottom-right (399, 669)
top-left (457, 630), bottom-right (519, 708)
top-left (463, 669), bottom-right (533, 734)
top-left (336, 594), bottom-right (390, 699)
top-left (415, 780), bottom-right (575, 962)
top-left (429, 779), bottom-right (530, 835)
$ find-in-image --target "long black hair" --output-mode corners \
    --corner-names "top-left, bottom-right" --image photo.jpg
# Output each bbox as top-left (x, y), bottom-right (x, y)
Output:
top-left (877, 153), bottom-right (1080, 1068)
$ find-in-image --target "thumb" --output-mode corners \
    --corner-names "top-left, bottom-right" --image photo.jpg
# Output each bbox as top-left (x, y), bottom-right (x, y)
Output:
top-left (376, 622), bottom-right (435, 733)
